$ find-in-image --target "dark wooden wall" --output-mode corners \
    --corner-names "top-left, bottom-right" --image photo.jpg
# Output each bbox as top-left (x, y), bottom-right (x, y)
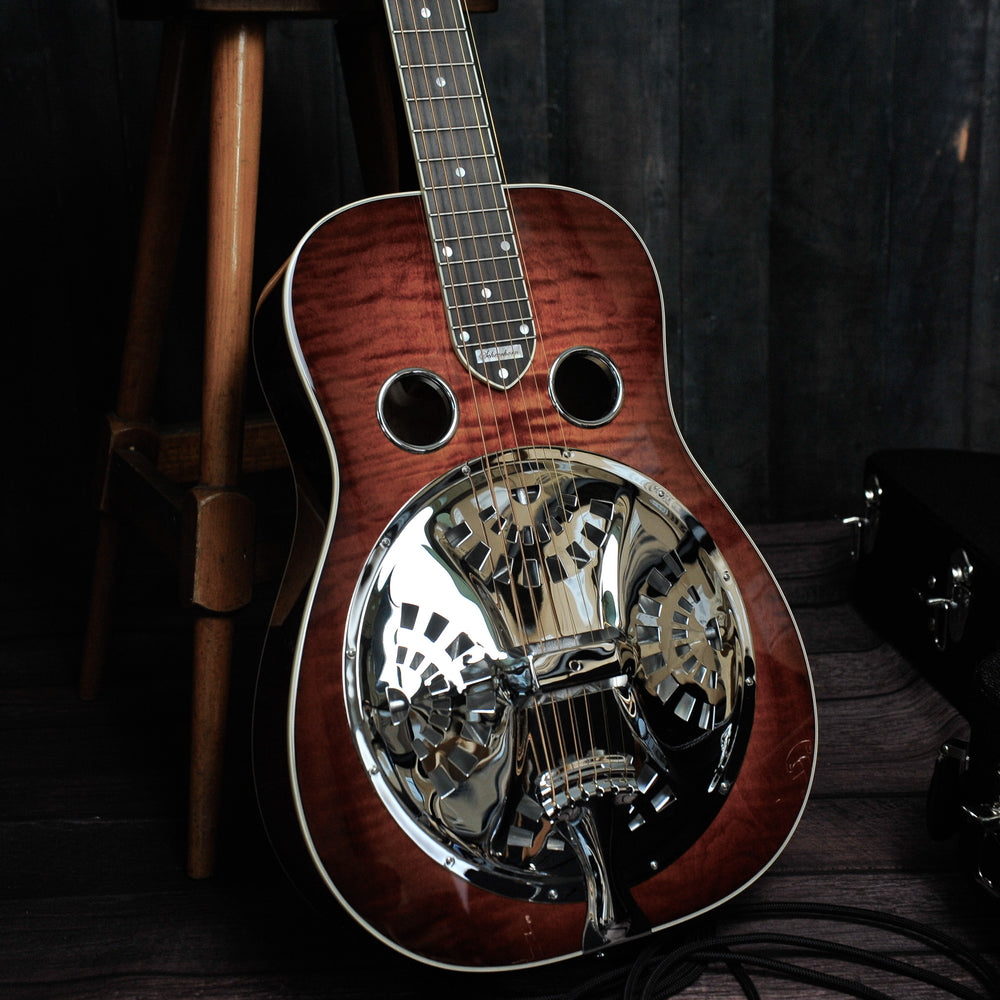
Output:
top-left (3, 0), bottom-right (1000, 618)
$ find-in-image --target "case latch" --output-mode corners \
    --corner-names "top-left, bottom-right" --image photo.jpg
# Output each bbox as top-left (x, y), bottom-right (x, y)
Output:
top-left (843, 472), bottom-right (882, 560)
top-left (916, 549), bottom-right (974, 651)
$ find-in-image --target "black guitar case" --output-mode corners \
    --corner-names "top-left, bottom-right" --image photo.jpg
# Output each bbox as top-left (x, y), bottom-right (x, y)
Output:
top-left (854, 448), bottom-right (1000, 898)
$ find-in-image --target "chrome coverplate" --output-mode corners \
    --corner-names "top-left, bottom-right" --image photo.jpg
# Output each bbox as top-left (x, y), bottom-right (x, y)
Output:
top-left (344, 447), bottom-right (754, 941)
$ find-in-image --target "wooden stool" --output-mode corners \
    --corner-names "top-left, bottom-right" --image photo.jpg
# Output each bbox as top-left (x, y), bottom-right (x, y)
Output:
top-left (82, 0), bottom-right (494, 878)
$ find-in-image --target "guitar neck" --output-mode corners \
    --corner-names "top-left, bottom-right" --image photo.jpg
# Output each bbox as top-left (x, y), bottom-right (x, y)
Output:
top-left (383, 0), bottom-right (536, 389)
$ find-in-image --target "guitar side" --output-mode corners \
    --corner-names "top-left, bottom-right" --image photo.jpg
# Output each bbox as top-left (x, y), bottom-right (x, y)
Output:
top-left (252, 184), bottom-right (817, 970)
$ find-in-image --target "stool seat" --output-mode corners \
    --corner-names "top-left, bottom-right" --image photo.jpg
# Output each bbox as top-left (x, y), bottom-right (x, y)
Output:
top-left (117, 1), bottom-right (494, 17)
top-left (83, 0), bottom-right (496, 880)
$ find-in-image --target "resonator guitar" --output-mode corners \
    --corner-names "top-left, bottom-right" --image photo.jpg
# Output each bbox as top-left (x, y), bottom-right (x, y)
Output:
top-left (251, 0), bottom-right (817, 970)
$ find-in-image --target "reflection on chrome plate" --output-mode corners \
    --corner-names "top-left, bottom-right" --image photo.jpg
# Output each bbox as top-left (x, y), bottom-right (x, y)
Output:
top-left (344, 446), bottom-right (755, 949)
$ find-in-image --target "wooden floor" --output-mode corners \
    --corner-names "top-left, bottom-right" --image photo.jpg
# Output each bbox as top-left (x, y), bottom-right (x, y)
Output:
top-left (3, 521), bottom-right (999, 999)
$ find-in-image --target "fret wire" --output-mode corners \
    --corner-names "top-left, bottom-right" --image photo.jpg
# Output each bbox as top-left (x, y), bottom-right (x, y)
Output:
top-left (444, 314), bottom-right (534, 335)
top-left (419, 156), bottom-right (500, 175)
top-left (448, 298), bottom-right (531, 315)
top-left (446, 321), bottom-right (534, 338)
top-left (444, 272), bottom-right (526, 290)
top-left (438, 250), bottom-right (521, 271)
top-left (429, 202), bottom-right (511, 220)
top-left (393, 21), bottom-right (470, 35)
top-left (423, 169), bottom-right (503, 191)
top-left (396, 23), bottom-right (466, 33)
top-left (430, 221), bottom-right (511, 237)
top-left (436, 240), bottom-right (518, 257)
top-left (427, 218), bottom-right (514, 241)
top-left (411, 133), bottom-right (495, 159)
top-left (404, 77), bottom-right (481, 87)
top-left (432, 231), bottom-right (513, 245)
top-left (443, 292), bottom-right (532, 315)
top-left (411, 115), bottom-right (493, 137)
top-left (409, 100), bottom-right (490, 117)
top-left (446, 286), bottom-right (532, 306)
top-left (444, 274), bottom-right (526, 292)
top-left (440, 256), bottom-right (523, 275)
top-left (423, 181), bottom-right (505, 196)
top-left (442, 254), bottom-right (521, 269)
top-left (398, 59), bottom-right (475, 70)
top-left (434, 229), bottom-right (517, 244)
top-left (404, 78), bottom-right (482, 93)
top-left (407, 92), bottom-right (482, 103)
top-left (404, 74), bottom-right (481, 86)
top-left (420, 151), bottom-right (494, 164)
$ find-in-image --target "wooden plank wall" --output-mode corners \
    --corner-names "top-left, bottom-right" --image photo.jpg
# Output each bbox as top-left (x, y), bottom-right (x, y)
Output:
top-left (3, 0), bottom-right (1000, 614)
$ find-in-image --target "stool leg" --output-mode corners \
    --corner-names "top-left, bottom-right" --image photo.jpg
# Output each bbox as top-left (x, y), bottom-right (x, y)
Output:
top-left (189, 614), bottom-right (234, 876)
top-left (186, 19), bottom-right (266, 879)
top-left (80, 517), bottom-right (119, 701)
top-left (80, 22), bottom-right (209, 701)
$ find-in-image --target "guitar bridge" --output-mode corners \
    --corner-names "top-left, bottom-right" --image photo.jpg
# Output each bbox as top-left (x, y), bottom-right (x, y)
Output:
top-left (538, 753), bottom-right (638, 816)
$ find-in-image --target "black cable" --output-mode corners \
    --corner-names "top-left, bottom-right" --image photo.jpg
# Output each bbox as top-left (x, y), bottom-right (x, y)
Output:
top-left (642, 946), bottom-right (896, 1000)
top-left (724, 901), bottom-right (1000, 995)
top-left (552, 900), bottom-right (1000, 1000)
top-left (722, 950), bottom-right (761, 1000)
top-left (638, 930), bottom-right (989, 1000)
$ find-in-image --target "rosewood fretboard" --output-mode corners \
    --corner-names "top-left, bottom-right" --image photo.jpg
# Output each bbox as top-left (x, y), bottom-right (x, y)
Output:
top-left (385, 0), bottom-right (536, 389)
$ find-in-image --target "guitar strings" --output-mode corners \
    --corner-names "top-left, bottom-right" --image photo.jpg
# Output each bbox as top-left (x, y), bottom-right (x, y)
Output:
top-left (430, 0), bottom-right (587, 796)
top-left (418, 0), bottom-right (579, 788)
top-left (422, 0), bottom-right (563, 616)
top-left (448, 0), bottom-right (606, 796)
top-left (453, 0), bottom-right (610, 790)
top-left (390, 0), bottom-right (527, 646)
top-left (455, 3), bottom-right (603, 635)
top-left (455, 16), bottom-right (616, 803)
top-left (390, 0), bottom-right (503, 467)
top-left (458, 17), bottom-right (608, 795)
top-left (391, 0), bottom-right (613, 806)
top-left (421, 0), bottom-right (596, 627)
top-left (414, 0), bottom-right (566, 702)
top-left (392, 0), bottom-right (569, 790)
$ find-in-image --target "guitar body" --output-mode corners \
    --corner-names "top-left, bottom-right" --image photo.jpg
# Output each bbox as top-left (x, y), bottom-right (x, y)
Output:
top-left (252, 184), bottom-right (816, 970)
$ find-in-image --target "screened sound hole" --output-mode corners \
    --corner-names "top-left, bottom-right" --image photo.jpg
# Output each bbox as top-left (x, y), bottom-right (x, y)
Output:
top-left (377, 369), bottom-right (459, 452)
top-left (549, 347), bottom-right (624, 427)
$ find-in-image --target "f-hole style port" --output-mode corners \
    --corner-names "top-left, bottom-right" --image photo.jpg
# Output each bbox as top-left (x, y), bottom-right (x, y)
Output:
top-left (549, 347), bottom-right (624, 427)
top-left (377, 368), bottom-right (459, 452)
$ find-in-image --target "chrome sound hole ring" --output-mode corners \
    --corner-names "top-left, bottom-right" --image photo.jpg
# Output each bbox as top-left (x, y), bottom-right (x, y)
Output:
top-left (376, 367), bottom-right (459, 453)
top-left (344, 447), bottom-right (754, 923)
top-left (548, 346), bottom-right (624, 427)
